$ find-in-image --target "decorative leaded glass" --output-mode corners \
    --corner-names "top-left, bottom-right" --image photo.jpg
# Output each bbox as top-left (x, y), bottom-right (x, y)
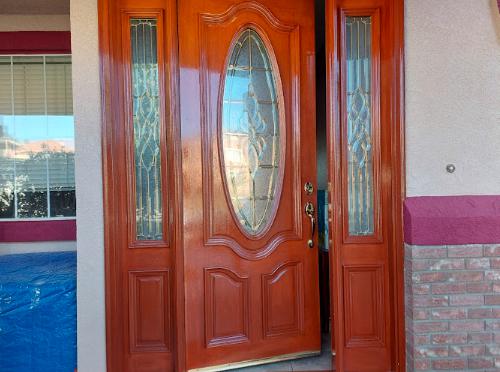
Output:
top-left (131, 18), bottom-right (163, 241)
top-left (221, 29), bottom-right (282, 235)
top-left (346, 16), bottom-right (374, 236)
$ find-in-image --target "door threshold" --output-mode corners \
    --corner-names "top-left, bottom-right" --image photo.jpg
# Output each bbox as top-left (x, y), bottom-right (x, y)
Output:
top-left (188, 350), bottom-right (321, 372)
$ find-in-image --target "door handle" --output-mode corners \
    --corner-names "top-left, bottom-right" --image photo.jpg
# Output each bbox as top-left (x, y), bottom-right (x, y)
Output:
top-left (304, 202), bottom-right (316, 248)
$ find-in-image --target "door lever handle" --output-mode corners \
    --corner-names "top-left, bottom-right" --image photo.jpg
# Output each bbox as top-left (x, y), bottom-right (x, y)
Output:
top-left (304, 202), bottom-right (316, 248)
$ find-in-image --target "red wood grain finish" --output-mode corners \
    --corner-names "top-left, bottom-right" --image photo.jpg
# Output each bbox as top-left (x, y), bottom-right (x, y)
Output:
top-left (129, 270), bottom-right (171, 352)
top-left (99, 0), bottom-right (405, 370)
top-left (204, 268), bottom-right (250, 347)
top-left (262, 262), bottom-right (304, 338)
top-left (326, 0), bottom-right (405, 371)
top-left (343, 264), bottom-right (384, 348)
top-left (179, 0), bottom-right (320, 370)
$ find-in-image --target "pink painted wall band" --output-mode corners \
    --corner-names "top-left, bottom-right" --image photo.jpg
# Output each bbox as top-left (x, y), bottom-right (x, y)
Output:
top-left (0, 220), bottom-right (76, 242)
top-left (0, 31), bottom-right (71, 54)
top-left (404, 196), bottom-right (500, 245)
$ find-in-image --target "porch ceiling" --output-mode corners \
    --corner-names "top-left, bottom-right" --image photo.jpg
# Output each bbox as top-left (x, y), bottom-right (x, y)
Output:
top-left (0, 0), bottom-right (69, 14)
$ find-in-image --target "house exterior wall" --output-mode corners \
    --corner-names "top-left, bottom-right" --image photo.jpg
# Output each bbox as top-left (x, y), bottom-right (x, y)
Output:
top-left (69, 0), bottom-right (500, 371)
top-left (70, 0), bottom-right (107, 371)
top-left (404, 1), bottom-right (500, 370)
top-left (405, 0), bottom-right (500, 197)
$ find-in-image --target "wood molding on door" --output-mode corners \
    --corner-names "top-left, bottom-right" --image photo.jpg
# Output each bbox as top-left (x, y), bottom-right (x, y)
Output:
top-left (326, 0), bottom-right (405, 371)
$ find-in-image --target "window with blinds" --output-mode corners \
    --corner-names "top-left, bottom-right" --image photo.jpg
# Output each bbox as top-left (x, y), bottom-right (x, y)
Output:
top-left (0, 55), bottom-right (75, 219)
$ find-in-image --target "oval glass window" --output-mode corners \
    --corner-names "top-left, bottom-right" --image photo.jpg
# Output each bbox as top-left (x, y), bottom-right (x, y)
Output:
top-left (221, 29), bottom-right (283, 236)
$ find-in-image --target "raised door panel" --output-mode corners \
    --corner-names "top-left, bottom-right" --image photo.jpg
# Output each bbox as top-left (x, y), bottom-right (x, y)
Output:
top-left (129, 270), bottom-right (171, 352)
top-left (262, 262), bottom-right (304, 338)
top-left (343, 265), bottom-right (384, 348)
top-left (204, 268), bottom-right (250, 347)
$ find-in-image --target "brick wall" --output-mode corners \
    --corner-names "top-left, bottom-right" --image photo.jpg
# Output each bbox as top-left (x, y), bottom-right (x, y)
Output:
top-left (406, 244), bottom-right (500, 371)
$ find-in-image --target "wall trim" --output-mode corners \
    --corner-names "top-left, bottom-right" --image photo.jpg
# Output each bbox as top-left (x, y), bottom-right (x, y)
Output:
top-left (0, 219), bottom-right (76, 242)
top-left (404, 196), bottom-right (500, 245)
top-left (0, 31), bottom-right (71, 54)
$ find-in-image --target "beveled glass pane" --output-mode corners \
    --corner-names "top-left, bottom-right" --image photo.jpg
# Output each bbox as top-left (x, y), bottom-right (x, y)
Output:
top-left (346, 16), bottom-right (374, 236)
top-left (222, 29), bottom-right (282, 235)
top-left (131, 18), bottom-right (163, 240)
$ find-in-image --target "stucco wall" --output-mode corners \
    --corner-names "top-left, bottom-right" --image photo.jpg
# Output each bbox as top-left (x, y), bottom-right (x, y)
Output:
top-left (0, 15), bottom-right (70, 31)
top-left (405, 0), bottom-right (500, 197)
top-left (71, 0), bottom-right (106, 371)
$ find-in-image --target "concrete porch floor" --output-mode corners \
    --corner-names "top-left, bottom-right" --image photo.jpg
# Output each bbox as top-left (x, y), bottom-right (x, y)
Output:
top-left (232, 334), bottom-right (334, 372)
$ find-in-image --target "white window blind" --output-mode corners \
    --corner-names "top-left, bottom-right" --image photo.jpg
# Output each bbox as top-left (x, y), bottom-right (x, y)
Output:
top-left (0, 55), bottom-right (75, 219)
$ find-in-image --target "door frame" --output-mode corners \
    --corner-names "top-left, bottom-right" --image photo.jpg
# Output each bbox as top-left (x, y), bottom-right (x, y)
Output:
top-left (98, 0), bottom-right (405, 370)
top-left (325, 0), bottom-right (405, 370)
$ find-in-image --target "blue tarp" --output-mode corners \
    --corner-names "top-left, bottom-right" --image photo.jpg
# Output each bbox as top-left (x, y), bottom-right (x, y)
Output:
top-left (0, 252), bottom-right (77, 372)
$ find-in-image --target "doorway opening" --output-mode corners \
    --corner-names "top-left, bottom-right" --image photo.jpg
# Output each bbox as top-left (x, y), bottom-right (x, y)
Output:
top-left (314, 0), bottom-right (333, 367)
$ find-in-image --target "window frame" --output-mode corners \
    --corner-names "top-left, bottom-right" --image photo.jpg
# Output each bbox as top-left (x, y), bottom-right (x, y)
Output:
top-left (0, 31), bottom-right (75, 242)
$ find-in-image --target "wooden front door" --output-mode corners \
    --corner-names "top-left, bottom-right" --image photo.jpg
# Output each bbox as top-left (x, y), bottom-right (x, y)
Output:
top-left (326, 0), bottom-right (405, 371)
top-left (178, 0), bottom-right (320, 370)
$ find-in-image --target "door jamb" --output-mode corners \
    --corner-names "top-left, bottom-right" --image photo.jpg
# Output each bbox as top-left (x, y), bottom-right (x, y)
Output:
top-left (325, 0), bottom-right (406, 370)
